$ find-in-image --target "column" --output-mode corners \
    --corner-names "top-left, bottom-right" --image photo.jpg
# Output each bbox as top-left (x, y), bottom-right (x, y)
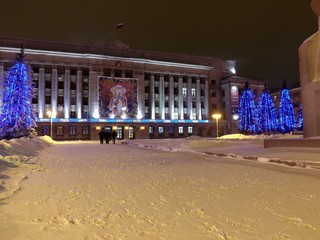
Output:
top-left (38, 67), bottom-right (45, 118)
top-left (196, 78), bottom-right (201, 120)
top-left (150, 74), bottom-right (155, 119)
top-left (159, 75), bottom-right (165, 119)
top-left (0, 65), bottom-right (4, 113)
top-left (89, 69), bottom-right (99, 118)
top-left (64, 69), bottom-right (70, 118)
top-left (76, 69), bottom-right (83, 119)
top-left (204, 78), bottom-right (209, 119)
top-left (187, 77), bottom-right (192, 119)
top-left (137, 74), bottom-right (145, 119)
top-left (51, 68), bottom-right (58, 117)
top-left (169, 75), bottom-right (174, 119)
top-left (178, 76), bottom-right (183, 119)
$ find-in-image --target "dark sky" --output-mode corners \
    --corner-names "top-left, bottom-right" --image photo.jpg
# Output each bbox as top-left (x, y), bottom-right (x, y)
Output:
top-left (0, 0), bottom-right (317, 87)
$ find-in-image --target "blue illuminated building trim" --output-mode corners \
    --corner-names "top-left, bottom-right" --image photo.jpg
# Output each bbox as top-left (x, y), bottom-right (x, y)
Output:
top-left (36, 118), bottom-right (209, 123)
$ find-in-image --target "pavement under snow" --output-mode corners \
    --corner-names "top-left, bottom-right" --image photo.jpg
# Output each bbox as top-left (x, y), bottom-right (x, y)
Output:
top-left (0, 135), bottom-right (320, 240)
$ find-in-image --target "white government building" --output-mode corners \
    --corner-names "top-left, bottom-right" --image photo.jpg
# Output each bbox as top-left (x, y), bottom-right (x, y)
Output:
top-left (0, 37), bottom-right (264, 140)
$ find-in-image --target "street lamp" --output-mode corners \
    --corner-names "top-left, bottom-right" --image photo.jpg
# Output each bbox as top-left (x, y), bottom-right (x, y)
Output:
top-left (47, 110), bottom-right (56, 139)
top-left (212, 113), bottom-right (222, 138)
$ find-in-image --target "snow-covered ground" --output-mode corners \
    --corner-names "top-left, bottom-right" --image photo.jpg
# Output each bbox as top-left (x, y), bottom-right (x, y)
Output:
top-left (1, 135), bottom-right (320, 239)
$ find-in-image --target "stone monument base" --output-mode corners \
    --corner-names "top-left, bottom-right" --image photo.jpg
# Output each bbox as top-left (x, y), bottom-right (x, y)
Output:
top-left (264, 138), bottom-right (320, 148)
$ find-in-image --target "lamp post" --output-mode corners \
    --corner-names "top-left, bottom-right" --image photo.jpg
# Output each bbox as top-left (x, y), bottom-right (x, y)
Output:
top-left (212, 113), bottom-right (222, 138)
top-left (47, 110), bottom-right (55, 139)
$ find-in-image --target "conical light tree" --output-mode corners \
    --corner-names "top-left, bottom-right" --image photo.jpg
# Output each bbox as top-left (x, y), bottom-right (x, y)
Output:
top-left (278, 80), bottom-right (296, 133)
top-left (298, 104), bottom-right (303, 131)
top-left (257, 84), bottom-right (278, 133)
top-left (238, 82), bottom-right (260, 134)
top-left (0, 48), bottom-right (37, 140)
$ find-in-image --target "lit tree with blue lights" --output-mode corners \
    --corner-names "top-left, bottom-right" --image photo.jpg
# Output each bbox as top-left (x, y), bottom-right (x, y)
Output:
top-left (0, 48), bottom-right (37, 140)
top-left (238, 81), bottom-right (260, 134)
top-left (257, 84), bottom-right (278, 133)
top-left (278, 80), bottom-right (296, 133)
top-left (298, 104), bottom-right (303, 131)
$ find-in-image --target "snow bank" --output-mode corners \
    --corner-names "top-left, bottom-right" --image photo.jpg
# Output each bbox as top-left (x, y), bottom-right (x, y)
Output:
top-left (219, 133), bottom-right (303, 140)
top-left (0, 136), bottom-right (52, 163)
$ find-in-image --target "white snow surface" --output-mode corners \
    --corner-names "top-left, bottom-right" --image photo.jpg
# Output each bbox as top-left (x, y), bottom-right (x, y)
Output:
top-left (1, 135), bottom-right (320, 240)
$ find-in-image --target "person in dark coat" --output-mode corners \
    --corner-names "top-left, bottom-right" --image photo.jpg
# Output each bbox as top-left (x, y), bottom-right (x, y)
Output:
top-left (111, 130), bottom-right (117, 144)
top-left (105, 131), bottom-right (111, 144)
top-left (98, 128), bottom-right (104, 144)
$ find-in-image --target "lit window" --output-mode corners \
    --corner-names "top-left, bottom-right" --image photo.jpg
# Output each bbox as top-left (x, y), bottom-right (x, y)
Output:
top-left (158, 126), bottom-right (164, 135)
top-left (149, 126), bottom-right (154, 135)
top-left (128, 127), bottom-right (134, 139)
top-left (188, 126), bottom-right (193, 134)
top-left (178, 126), bottom-right (184, 134)
top-left (191, 88), bottom-right (196, 96)
top-left (182, 88), bottom-right (187, 96)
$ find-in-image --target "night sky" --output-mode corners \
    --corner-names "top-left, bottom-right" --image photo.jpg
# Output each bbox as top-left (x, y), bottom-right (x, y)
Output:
top-left (0, 0), bottom-right (317, 87)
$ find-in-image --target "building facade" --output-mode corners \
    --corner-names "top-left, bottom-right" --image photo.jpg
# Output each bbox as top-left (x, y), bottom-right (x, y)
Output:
top-left (0, 37), bottom-right (261, 140)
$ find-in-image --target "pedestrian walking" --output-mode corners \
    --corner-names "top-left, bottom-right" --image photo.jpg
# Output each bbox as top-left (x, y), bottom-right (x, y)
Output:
top-left (111, 130), bottom-right (117, 144)
top-left (98, 128), bottom-right (104, 144)
top-left (105, 130), bottom-right (111, 144)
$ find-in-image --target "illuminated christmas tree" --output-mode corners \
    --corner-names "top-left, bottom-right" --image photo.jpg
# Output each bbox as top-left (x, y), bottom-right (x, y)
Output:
top-left (0, 48), bottom-right (37, 140)
top-left (298, 104), bottom-right (303, 131)
top-left (257, 84), bottom-right (278, 133)
top-left (238, 82), bottom-right (260, 133)
top-left (278, 80), bottom-right (296, 133)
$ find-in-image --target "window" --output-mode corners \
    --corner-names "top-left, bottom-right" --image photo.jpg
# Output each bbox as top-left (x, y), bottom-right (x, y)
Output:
top-left (70, 96), bottom-right (76, 105)
top-left (82, 97), bottom-right (88, 105)
top-left (103, 68), bottom-right (111, 77)
top-left (83, 82), bottom-right (89, 90)
top-left (117, 127), bottom-right (123, 139)
top-left (70, 111), bottom-right (76, 118)
top-left (128, 127), bottom-right (134, 139)
top-left (58, 81), bottom-right (64, 89)
top-left (43, 126), bottom-right (50, 136)
top-left (82, 126), bottom-right (89, 135)
top-left (158, 126), bottom-right (164, 135)
top-left (114, 69), bottom-right (122, 77)
top-left (188, 126), bottom-right (193, 135)
top-left (211, 79), bottom-right (216, 85)
top-left (57, 126), bottom-right (63, 135)
top-left (178, 126), bottom-right (184, 134)
top-left (58, 96), bottom-right (64, 105)
top-left (45, 80), bottom-right (51, 89)
top-left (182, 88), bottom-right (187, 96)
top-left (45, 96), bottom-right (51, 104)
top-left (125, 70), bottom-right (133, 78)
top-left (69, 126), bottom-right (76, 136)
top-left (155, 87), bottom-right (159, 94)
top-left (168, 126), bottom-right (174, 136)
top-left (191, 88), bottom-right (196, 96)
top-left (70, 81), bottom-right (76, 90)
top-left (32, 96), bottom-right (38, 104)
top-left (149, 126), bottom-right (154, 135)
top-left (33, 80), bottom-right (39, 88)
